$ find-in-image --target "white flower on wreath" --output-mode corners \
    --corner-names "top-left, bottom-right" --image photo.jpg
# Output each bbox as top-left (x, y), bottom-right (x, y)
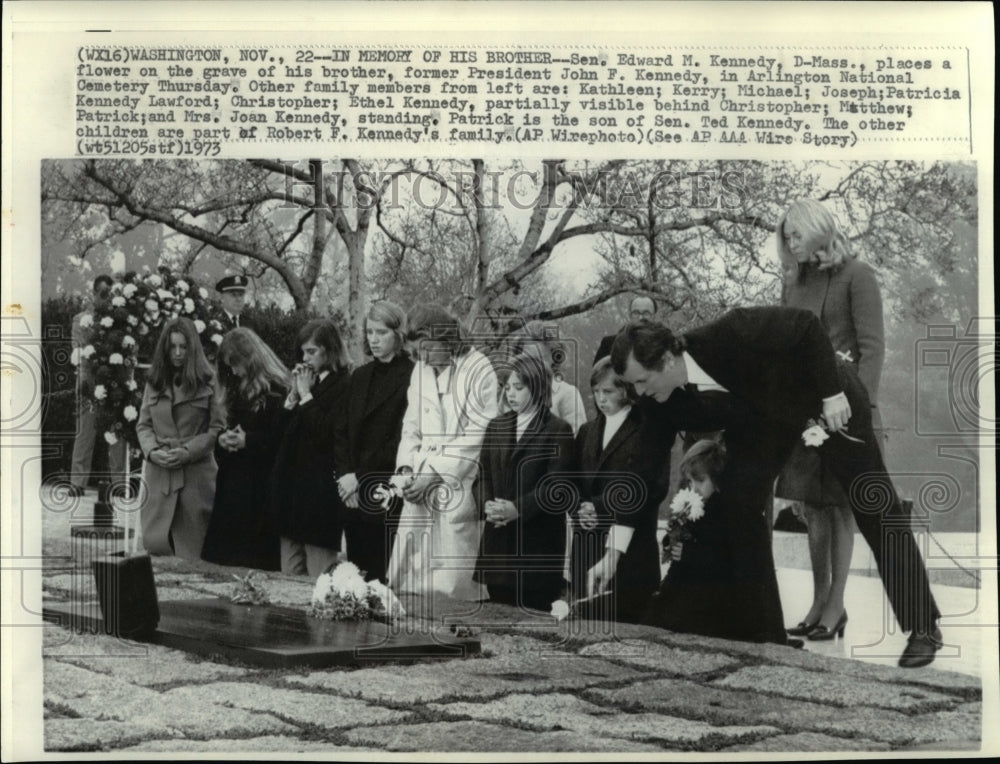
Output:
top-left (199, 287), bottom-right (209, 299)
top-left (329, 561), bottom-right (363, 590)
top-left (104, 431), bottom-right (118, 446)
top-left (121, 335), bottom-right (136, 348)
top-left (157, 289), bottom-right (174, 302)
top-left (127, 315), bottom-right (139, 326)
top-left (193, 319), bottom-right (206, 334)
top-left (78, 313), bottom-right (93, 329)
top-left (81, 344), bottom-right (96, 358)
top-left (176, 279), bottom-right (190, 293)
top-left (110, 282), bottom-right (122, 294)
top-left (126, 378), bottom-right (138, 391)
top-left (146, 274), bottom-right (162, 287)
top-left (108, 353), bottom-right (124, 365)
top-left (144, 298), bottom-right (158, 312)
top-left (70, 348), bottom-right (81, 366)
top-left (100, 316), bottom-right (114, 328)
top-left (111, 295), bottom-right (126, 308)
top-left (93, 384), bottom-right (107, 401)
top-left (210, 319), bottom-right (223, 331)
top-left (123, 283), bottom-right (137, 298)
top-left (211, 333), bottom-right (224, 346)
top-left (123, 405), bottom-right (138, 422)
top-left (184, 298), bottom-right (196, 315)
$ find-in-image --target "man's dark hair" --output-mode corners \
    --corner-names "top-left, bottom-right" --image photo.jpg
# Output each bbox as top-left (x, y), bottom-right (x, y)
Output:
top-left (92, 274), bottom-right (113, 294)
top-left (610, 321), bottom-right (687, 375)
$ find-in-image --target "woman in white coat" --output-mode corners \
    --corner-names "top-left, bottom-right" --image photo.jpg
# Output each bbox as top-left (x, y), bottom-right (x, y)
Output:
top-left (387, 305), bottom-right (498, 601)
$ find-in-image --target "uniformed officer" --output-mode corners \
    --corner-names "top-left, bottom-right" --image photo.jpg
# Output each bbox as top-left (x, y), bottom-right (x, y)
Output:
top-left (215, 275), bottom-right (255, 333)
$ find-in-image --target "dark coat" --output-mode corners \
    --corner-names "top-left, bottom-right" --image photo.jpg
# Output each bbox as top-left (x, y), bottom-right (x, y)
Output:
top-left (593, 332), bottom-right (619, 367)
top-left (201, 390), bottom-right (288, 570)
top-left (777, 258), bottom-right (886, 505)
top-left (335, 353), bottom-right (414, 524)
top-left (216, 311), bottom-right (257, 335)
top-left (475, 409), bottom-right (574, 608)
top-left (648, 306), bottom-right (938, 637)
top-left (643, 493), bottom-right (746, 639)
top-left (269, 369), bottom-right (350, 547)
top-left (570, 406), bottom-right (673, 623)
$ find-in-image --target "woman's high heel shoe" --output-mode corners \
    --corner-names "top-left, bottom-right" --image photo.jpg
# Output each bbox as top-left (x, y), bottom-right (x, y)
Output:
top-left (807, 611), bottom-right (848, 641)
top-left (786, 618), bottom-right (820, 636)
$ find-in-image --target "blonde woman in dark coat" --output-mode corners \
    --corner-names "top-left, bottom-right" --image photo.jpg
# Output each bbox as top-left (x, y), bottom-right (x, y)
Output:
top-left (137, 317), bottom-right (226, 560)
top-left (775, 198), bottom-right (885, 641)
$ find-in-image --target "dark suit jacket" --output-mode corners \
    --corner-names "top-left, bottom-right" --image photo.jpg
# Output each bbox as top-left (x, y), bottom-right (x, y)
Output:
top-left (476, 409), bottom-right (574, 602)
top-left (217, 311), bottom-right (257, 335)
top-left (571, 406), bottom-right (673, 621)
top-left (335, 353), bottom-right (415, 523)
top-left (593, 332), bottom-right (619, 367)
top-left (269, 368), bottom-right (350, 546)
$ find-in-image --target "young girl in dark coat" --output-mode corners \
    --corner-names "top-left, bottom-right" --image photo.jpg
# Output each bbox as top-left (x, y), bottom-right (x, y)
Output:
top-left (201, 328), bottom-right (290, 571)
top-left (269, 319), bottom-right (352, 577)
top-left (643, 438), bottom-right (743, 640)
top-left (476, 353), bottom-right (574, 610)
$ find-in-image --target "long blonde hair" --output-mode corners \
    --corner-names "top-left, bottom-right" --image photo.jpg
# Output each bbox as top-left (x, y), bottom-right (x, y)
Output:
top-left (217, 328), bottom-right (291, 412)
top-left (776, 199), bottom-right (853, 284)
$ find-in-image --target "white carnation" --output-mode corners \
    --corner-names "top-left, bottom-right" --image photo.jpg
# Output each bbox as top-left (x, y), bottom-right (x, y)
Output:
top-left (70, 348), bottom-right (81, 366)
top-left (176, 279), bottom-right (190, 293)
top-left (123, 284), bottom-right (137, 298)
top-left (111, 295), bottom-right (126, 307)
top-left (193, 319), bottom-right (206, 333)
top-left (123, 405), bottom-right (138, 422)
top-left (93, 384), bottom-right (107, 400)
top-left (144, 298), bottom-right (158, 312)
top-left (199, 287), bottom-right (208, 299)
top-left (78, 313), bottom-right (94, 329)
top-left (127, 315), bottom-right (139, 326)
top-left (157, 289), bottom-right (174, 302)
top-left (108, 353), bottom-right (124, 365)
top-left (550, 599), bottom-right (571, 621)
top-left (121, 335), bottom-right (136, 348)
top-left (184, 298), bottom-right (196, 314)
top-left (126, 378), bottom-right (138, 391)
top-left (100, 316), bottom-right (114, 328)
top-left (104, 431), bottom-right (118, 445)
top-left (211, 333), bottom-right (224, 346)
top-left (311, 573), bottom-right (333, 604)
top-left (81, 344), bottom-right (96, 358)
top-left (147, 274), bottom-right (162, 287)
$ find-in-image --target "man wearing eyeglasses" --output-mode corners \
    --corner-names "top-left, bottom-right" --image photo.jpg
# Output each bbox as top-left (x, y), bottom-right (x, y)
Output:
top-left (592, 295), bottom-right (657, 367)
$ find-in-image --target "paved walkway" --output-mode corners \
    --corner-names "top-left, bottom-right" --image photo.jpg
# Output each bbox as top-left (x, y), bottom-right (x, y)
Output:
top-left (38, 491), bottom-right (984, 755)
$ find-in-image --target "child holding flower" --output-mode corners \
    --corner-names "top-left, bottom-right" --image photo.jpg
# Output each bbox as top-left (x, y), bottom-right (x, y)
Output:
top-left (642, 438), bottom-right (748, 641)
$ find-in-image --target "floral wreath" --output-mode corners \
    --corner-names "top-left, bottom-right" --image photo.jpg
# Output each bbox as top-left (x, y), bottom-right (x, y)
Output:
top-left (70, 268), bottom-right (226, 451)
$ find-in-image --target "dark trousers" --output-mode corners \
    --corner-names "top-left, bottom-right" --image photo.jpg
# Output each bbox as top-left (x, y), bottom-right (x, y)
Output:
top-left (344, 519), bottom-right (396, 583)
top-left (721, 364), bottom-right (939, 635)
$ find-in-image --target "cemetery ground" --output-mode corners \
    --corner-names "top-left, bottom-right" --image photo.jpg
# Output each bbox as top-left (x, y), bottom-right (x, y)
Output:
top-left (37, 489), bottom-right (983, 755)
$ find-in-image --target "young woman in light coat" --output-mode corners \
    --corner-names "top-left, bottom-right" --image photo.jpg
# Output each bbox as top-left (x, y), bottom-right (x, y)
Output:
top-left (387, 305), bottom-right (498, 601)
top-left (137, 317), bottom-right (225, 560)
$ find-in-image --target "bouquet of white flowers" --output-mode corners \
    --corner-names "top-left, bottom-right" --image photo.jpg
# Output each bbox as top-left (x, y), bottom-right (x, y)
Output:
top-left (308, 562), bottom-right (406, 621)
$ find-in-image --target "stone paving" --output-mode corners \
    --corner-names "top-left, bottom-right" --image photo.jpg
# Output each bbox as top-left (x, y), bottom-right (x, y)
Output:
top-left (36, 499), bottom-right (985, 755)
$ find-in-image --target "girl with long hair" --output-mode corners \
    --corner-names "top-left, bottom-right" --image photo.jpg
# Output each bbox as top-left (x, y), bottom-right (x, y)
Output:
top-left (269, 319), bottom-right (352, 577)
top-left (201, 328), bottom-right (291, 570)
top-left (136, 317), bottom-right (225, 560)
top-left (775, 198), bottom-right (886, 642)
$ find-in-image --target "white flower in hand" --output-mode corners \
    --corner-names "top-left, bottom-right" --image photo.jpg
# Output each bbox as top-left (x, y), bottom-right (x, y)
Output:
top-left (550, 599), bottom-right (571, 621)
top-left (93, 384), bottom-right (107, 400)
top-left (123, 405), bottom-right (138, 422)
top-left (670, 488), bottom-right (705, 520)
top-left (802, 422), bottom-right (830, 448)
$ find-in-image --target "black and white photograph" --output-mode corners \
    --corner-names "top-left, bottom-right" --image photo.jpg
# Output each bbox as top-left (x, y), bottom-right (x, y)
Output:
top-left (2, 2), bottom-right (995, 760)
top-left (31, 156), bottom-right (987, 754)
